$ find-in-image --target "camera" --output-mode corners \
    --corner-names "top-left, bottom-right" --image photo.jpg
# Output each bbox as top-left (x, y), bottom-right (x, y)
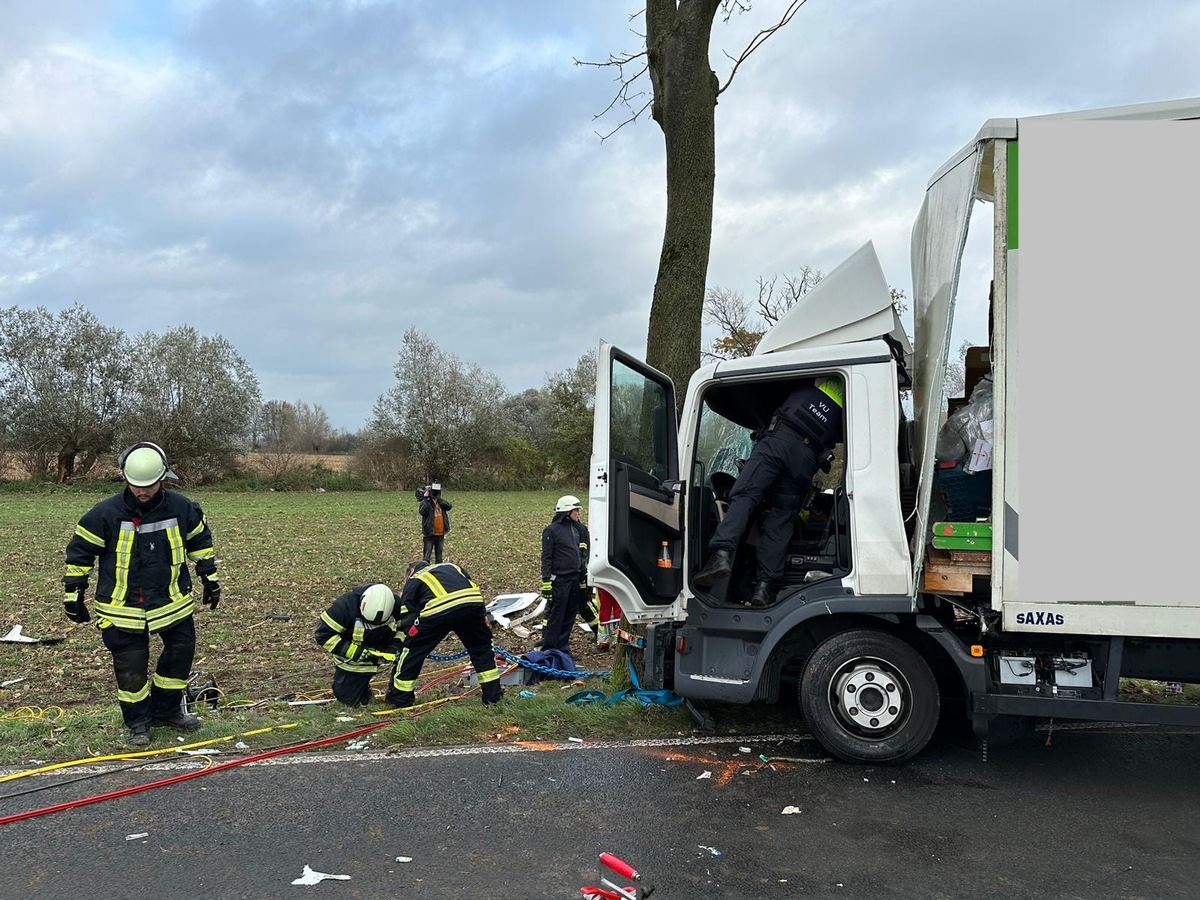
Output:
top-left (415, 482), bottom-right (443, 501)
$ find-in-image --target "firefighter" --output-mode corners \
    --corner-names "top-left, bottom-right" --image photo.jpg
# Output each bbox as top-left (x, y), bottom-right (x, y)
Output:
top-left (315, 583), bottom-right (404, 706)
top-left (539, 495), bottom-right (590, 653)
top-left (385, 560), bottom-right (503, 708)
top-left (693, 376), bottom-right (845, 606)
top-left (62, 442), bottom-right (220, 747)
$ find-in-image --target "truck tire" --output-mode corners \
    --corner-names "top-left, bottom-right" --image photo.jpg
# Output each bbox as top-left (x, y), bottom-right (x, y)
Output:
top-left (799, 629), bottom-right (939, 765)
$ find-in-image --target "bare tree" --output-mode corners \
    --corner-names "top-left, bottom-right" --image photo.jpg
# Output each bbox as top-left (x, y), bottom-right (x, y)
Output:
top-left (581, 1), bottom-right (809, 410)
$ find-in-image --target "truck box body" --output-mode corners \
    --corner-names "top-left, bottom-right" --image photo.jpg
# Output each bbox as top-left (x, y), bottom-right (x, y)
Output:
top-left (590, 98), bottom-right (1200, 763)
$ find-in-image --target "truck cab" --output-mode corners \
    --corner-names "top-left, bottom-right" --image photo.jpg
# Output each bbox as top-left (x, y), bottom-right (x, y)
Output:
top-left (590, 98), bottom-right (1200, 765)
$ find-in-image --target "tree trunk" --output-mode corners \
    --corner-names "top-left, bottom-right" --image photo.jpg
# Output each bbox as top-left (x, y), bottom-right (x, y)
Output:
top-left (645, 0), bottom-right (720, 415)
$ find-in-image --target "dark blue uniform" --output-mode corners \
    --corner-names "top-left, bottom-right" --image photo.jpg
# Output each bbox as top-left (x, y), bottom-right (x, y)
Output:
top-left (707, 378), bottom-right (844, 586)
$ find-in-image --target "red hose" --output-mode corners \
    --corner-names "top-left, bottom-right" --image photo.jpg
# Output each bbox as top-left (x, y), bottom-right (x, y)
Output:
top-left (0, 721), bottom-right (388, 827)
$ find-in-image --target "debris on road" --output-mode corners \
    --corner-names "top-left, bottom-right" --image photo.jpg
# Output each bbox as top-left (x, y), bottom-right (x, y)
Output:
top-left (291, 865), bottom-right (350, 885)
top-left (781, 806), bottom-right (801, 815)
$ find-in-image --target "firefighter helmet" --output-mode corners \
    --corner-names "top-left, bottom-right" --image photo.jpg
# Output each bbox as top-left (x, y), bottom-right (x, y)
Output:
top-left (359, 584), bottom-right (395, 625)
top-left (119, 442), bottom-right (178, 487)
top-left (555, 495), bottom-right (582, 513)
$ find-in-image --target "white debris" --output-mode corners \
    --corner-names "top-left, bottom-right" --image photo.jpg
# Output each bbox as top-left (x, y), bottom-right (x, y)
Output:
top-left (291, 865), bottom-right (350, 885)
top-left (696, 770), bottom-right (712, 780)
top-left (236, 742), bottom-right (249, 750)
top-left (346, 739), bottom-right (370, 751)
top-left (395, 856), bottom-right (413, 863)
top-left (176, 748), bottom-right (222, 756)
top-left (1, 625), bottom-right (37, 643)
top-left (2, 677), bottom-right (27, 687)
top-left (781, 806), bottom-right (802, 815)
top-left (125, 832), bottom-right (149, 840)
top-left (335, 716), bottom-right (354, 723)
top-left (698, 845), bottom-right (722, 856)
top-left (738, 746), bottom-right (751, 753)
top-left (568, 737), bottom-right (584, 744)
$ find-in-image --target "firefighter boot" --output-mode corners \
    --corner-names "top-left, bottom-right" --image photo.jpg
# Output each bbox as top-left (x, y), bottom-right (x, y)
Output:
top-left (693, 549), bottom-right (733, 588)
top-left (151, 710), bottom-right (202, 732)
top-left (127, 722), bottom-right (152, 747)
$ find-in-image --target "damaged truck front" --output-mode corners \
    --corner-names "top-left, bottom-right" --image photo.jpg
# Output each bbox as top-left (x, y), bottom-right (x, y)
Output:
top-left (589, 97), bottom-right (1200, 764)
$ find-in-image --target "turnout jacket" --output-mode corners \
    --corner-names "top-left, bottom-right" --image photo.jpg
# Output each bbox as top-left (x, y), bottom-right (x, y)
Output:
top-left (63, 487), bottom-right (216, 633)
top-left (398, 562), bottom-right (483, 623)
top-left (541, 514), bottom-right (590, 583)
top-left (315, 584), bottom-right (402, 674)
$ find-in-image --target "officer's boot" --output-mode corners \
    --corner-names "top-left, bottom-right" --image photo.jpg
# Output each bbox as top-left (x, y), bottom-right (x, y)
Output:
top-left (747, 581), bottom-right (776, 607)
top-left (693, 548), bottom-right (733, 587)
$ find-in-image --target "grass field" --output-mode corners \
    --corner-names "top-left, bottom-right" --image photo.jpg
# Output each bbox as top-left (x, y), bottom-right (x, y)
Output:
top-left (0, 487), bottom-right (758, 767)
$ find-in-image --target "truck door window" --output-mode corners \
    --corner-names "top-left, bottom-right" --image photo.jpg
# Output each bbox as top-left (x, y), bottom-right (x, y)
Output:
top-left (611, 358), bottom-right (672, 484)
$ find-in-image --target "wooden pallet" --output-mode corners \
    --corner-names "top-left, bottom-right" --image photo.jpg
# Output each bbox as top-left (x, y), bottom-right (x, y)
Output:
top-left (923, 545), bottom-right (991, 593)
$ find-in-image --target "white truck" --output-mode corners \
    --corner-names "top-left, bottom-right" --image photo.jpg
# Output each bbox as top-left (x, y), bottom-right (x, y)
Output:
top-left (588, 97), bottom-right (1200, 764)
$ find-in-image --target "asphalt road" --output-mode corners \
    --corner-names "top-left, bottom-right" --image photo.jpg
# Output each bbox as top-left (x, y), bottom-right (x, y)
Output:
top-left (1, 723), bottom-right (1198, 899)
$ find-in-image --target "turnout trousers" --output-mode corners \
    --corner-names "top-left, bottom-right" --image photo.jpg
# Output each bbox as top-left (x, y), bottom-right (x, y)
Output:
top-left (540, 577), bottom-right (581, 653)
top-left (100, 615), bottom-right (196, 728)
top-left (386, 605), bottom-right (501, 707)
top-left (708, 430), bottom-right (819, 583)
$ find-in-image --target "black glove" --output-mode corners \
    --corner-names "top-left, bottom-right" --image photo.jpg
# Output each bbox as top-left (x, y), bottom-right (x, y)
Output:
top-left (63, 589), bottom-right (91, 623)
top-left (201, 576), bottom-right (221, 610)
top-left (540, 580), bottom-right (553, 601)
top-left (346, 643), bottom-right (372, 662)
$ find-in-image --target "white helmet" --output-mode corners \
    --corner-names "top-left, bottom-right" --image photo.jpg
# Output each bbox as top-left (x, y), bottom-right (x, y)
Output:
top-left (555, 495), bottom-right (582, 513)
top-left (120, 442), bottom-right (177, 487)
top-left (360, 584), bottom-right (395, 625)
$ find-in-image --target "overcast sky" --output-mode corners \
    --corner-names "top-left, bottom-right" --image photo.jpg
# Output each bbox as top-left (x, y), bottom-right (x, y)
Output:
top-left (3, 1), bottom-right (1198, 431)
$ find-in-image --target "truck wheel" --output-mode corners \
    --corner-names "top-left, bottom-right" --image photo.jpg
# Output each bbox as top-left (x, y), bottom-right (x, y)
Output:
top-left (799, 629), bottom-right (939, 765)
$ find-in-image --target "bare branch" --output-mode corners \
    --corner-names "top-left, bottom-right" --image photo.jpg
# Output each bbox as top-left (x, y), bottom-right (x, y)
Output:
top-left (718, 0), bottom-right (809, 95)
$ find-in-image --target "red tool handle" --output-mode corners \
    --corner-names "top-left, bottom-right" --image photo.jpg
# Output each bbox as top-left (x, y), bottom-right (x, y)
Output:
top-left (599, 853), bottom-right (639, 880)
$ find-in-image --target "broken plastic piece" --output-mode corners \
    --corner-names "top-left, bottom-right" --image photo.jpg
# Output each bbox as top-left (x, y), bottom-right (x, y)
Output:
top-left (291, 865), bottom-right (350, 885)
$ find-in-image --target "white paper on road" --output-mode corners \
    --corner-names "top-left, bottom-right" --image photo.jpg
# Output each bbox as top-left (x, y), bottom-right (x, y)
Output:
top-left (291, 865), bottom-right (351, 885)
top-left (395, 857), bottom-right (413, 863)
top-left (698, 845), bottom-right (722, 856)
top-left (125, 833), bottom-right (149, 840)
top-left (696, 770), bottom-right (712, 780)
top-left (781, 806), bottom-right (802, 815)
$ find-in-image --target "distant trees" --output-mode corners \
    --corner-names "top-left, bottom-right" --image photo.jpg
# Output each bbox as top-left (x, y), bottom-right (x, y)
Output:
top-left (361, 328), bottom-right (596, 488)
top-left (0, 307), bottom-right (261, 483)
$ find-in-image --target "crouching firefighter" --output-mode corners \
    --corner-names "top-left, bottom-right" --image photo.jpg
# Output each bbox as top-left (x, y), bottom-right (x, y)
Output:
top-left (386, 560), bottom-right (503, 708)
top-left (315, 583), bottom-right (404, 706)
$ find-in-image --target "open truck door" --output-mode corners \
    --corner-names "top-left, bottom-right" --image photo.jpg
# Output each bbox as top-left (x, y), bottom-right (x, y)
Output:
top-left (588, 342), bottom-right (685, 624)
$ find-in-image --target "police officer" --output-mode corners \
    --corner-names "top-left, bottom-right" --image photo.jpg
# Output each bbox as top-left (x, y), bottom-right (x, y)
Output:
top-left (693, 376), bottom-right (845, 606)
top-left (62, 442), bottom-right (220, 747)
top-left (385, 560), bottom-right (502, 708)
top-left (315, 583), bottom-right (403, 706)
top-left (540, 495), bottom-right (590, 653)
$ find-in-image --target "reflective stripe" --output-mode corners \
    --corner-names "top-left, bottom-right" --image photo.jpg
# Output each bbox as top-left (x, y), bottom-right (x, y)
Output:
top-left (335, 659), bottom-right (378, 673)
top-left (321, 612), bottom-right (345, 634)
top-left (186, 517), bottom-right (207, 540)
top-left (113, 524), bottom-right (135, 602)
top-left (393, 646), bottom-right (416, 690)
top-left (94, 600), bottom-right (145, 630)
top-left (188, 546), bottom-right (216, 562)
top-left (153, 674), bottom-right (189, 690)
top-left (75, 524), bottom-right (104, 547)
top-left (117, 683), bottom-right (151, 704)
top-left (477, 668), bottom-right (500, 684)
top-left (817, 377), bottom-right (844, 407)
top-left (415, 568), bottom-right (483, 617)
top-left (146, 597), bottom-right (193, 632)
top-left (64, 564), bottom-right (91, 577)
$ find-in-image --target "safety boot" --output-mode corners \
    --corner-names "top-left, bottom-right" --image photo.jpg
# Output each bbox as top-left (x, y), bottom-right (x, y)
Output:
top-left (151, 711), bottom-right (202, 732)
top-left (693, 549), bottom-right (733, 587)
top-left (747, 581), bottom-right (776, 607)
top-left (128, 723), bottom-right (152, 747)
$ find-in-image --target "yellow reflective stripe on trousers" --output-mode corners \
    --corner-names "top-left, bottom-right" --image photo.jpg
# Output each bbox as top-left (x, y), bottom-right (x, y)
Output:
top-left (392, 646), bottom-right (417, 691)
top-left (477, 668), bottom-right (500, 684)
top-left (153, 674), bottom-right (189, 691)
top-left (335, 659), bottom-right (379, 673)
top-left (117, 683), bottom-right (151, 704)
top-left (64, 564), bottom-right (92, 577)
